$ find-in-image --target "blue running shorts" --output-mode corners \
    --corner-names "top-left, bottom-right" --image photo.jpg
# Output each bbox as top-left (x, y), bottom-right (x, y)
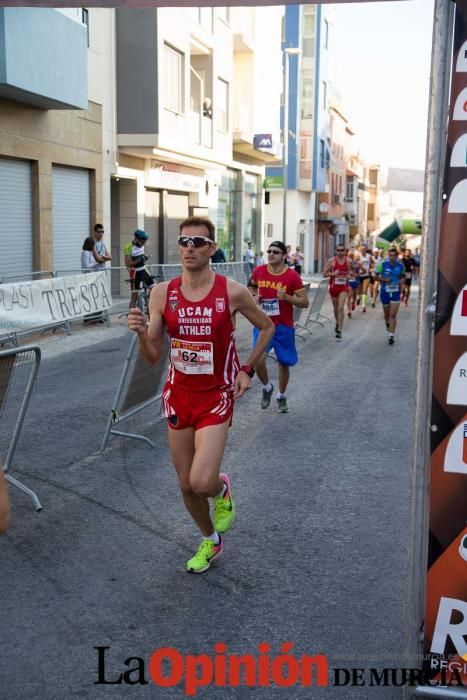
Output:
top-left (253, 323), bottom-right (298, 367)
top-left (380, 289), bottom-right (401, 305)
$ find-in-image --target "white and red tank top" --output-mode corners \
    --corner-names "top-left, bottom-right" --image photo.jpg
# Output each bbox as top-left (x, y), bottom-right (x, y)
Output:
top-left (163, 274), bottom-right (239, 392)
top-left (330, 257), bottom-right (350, 290)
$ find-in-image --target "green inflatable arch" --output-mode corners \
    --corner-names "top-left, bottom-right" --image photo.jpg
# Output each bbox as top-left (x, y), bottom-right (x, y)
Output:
top-left (376, 218), bottom-right (422, 247)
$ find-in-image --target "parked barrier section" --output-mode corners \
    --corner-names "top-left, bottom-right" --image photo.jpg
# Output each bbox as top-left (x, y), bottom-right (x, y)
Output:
top-left (0, 345), bottom-right (42, 510)
top-left (101, 333), bottom-right (169, 450)
top-left (305, 279), bottom-right (330, 327)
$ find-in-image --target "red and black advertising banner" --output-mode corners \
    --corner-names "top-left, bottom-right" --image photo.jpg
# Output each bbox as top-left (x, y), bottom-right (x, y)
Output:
top-left (424, 0), bottom-right (467, 686)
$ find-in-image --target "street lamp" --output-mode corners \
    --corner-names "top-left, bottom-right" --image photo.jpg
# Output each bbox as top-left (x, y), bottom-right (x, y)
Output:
top-left (282, 47), bottom-right (302, 245)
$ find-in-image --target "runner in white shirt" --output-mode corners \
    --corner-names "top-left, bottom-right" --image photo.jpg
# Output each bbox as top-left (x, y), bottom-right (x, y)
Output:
top-left (357, 245), bottom-right (373, 313)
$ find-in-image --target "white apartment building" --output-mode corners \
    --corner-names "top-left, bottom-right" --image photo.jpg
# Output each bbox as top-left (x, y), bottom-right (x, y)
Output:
top-left (113, 6), bottom-right (283, 263)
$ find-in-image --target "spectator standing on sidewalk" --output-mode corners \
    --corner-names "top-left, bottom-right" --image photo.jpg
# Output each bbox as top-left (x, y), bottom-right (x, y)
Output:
top-left (245, 242), bottom-right (255, 273)
top-left (211, 247), bottom-right (226, 263)
top-left (81, 237), bottom-right (99, 271)
top-left (93, 224), bottom-right (112, 269)
top-left (293, 246), bottom-right (305, 275)
top-left (81, 238), bottom-right (106, 322)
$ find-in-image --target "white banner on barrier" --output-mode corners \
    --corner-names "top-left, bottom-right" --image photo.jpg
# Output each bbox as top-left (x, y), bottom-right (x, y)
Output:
top-left (0, 271), bottom-right (112, 333)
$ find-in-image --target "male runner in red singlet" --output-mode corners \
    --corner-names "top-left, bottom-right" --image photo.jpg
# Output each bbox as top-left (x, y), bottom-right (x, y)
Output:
top-left (128, 217), bottom-right (274, 574)
top-left (323, 244), bottom-right (353, 341)
top-left (249, 240), bottom-right (309, 414)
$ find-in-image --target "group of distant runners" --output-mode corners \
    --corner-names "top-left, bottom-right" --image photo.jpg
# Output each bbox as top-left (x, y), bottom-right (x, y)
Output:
top-left (324, 243), bottom-right (417, 345)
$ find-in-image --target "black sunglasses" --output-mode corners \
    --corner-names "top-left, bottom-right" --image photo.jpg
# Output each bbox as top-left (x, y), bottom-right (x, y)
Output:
top-left (336, 248), bottom-right (345, 252)
top-left (267, 249), bottom-right (283, 255)
top-left (178, 235), bottom-right (212, 248)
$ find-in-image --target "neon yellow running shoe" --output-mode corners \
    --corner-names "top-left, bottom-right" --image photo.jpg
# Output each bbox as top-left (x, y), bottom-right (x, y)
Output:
top-left (213, 473), bottom-right (235, 534)
top-left (186, 537), bottom-right (223, 574)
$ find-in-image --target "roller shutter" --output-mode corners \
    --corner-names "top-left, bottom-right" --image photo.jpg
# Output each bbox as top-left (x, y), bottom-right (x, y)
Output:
top-left (0, 158), bottom-right (33, 280)
top-left (52, 166), bottom-right (90, 272)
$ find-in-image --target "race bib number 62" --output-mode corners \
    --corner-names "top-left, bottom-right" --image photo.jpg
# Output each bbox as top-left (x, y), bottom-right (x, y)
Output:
top-left (171, 339), bottom-right (214, 375)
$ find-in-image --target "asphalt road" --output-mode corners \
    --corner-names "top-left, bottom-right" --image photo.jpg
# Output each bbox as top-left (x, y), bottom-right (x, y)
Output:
top-left (1, 291), bottom-right (419, 699)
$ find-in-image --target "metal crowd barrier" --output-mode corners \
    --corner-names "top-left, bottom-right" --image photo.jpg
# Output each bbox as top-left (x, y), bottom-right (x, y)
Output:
top-left (101, 333), bottom-right (169, 450)
top-left (0, 345), bottom-right (42, 510)
top-left (0, 270), bottom-right (55, 284)
top-left (0, 270), bottom-right (71, 344)
top-left (294, 283), bottom-right (314, 340)
top-left (305, 279), bottom-right (330, 327)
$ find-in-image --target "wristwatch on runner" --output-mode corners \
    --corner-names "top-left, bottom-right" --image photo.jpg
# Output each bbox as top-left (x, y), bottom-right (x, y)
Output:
top-left (239, 365), bottom-right (255, 378)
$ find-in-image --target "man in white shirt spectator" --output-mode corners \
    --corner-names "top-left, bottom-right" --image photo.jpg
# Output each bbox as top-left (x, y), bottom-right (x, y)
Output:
top-left (93, 224), bottom-right (112, 270)
top-left (245, 242), bottom-right (255, 273)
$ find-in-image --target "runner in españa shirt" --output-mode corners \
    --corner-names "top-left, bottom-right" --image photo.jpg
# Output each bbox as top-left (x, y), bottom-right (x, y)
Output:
top-left (249, 240), bottom-right (308, 414)
top-left (376, 247), bottom-right (406, 346)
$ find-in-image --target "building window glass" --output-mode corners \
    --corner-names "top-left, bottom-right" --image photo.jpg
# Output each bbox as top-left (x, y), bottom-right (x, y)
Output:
top-left (367, 203), bottom-right (375, 220)
top-left (164, 44), bottom-right (184, 114)
top-left (369, 169), bottom-right (378, 186)
top-left (302, 7), bottom-right (316, 57)
top-left (300, 132), bottom-right (312, 180)
top-left (301, 69), bottom-right (314, 119)
top-left (82, 9), bottom-right (89, 46)
top-left (319, 139), bottom-right (326, 169)
top-left (217, 78), bottom-right (229, 132)
top-left (324, 19), bottom-right (329, 49)
top-left (322, 81), bottom-right (327, 110)
top-left (346, 177), bottom-right (355, 201)
top-left (214, 169), bottom-right (237, 261)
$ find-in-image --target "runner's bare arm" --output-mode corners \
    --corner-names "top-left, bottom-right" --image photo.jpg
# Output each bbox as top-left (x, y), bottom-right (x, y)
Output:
top-left (323, 258), bottom-right (334, 278)
top-left (278, 286), bottom-right (308, 308)
top-left (127, 283), bottom-right (167, 365)
top-left (228, 281), bottom-right (274, 357)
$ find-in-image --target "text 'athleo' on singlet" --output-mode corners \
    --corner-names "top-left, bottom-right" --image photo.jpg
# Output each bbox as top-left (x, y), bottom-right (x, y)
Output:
top-left (163, 274), bottom-right (239, 392)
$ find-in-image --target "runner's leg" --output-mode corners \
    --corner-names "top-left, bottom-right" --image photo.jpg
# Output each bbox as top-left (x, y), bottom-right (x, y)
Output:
top-left (278, 363), bottom-right (290, 394)
top-left (337, 291), bottom-right (346, 330)
top-left (389, 301), bottom-right (400, 334)
top-left (168, 425), bottom-right (225, 537)
top-left (331, 296), bottom-right (339, 327)
top-left (383, 302), bottom-right (390, 328)
top-left (255, 353), bottom-right (269, 386)
top-left (361, 277), bottom-right (370, 310)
